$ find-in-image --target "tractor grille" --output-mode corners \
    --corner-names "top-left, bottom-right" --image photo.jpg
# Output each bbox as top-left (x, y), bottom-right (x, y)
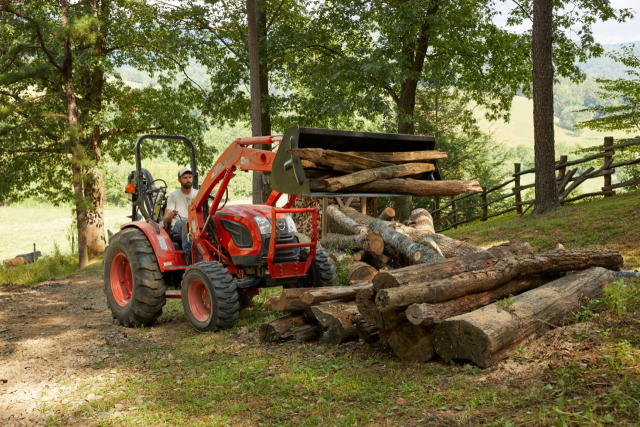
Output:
top-left (263, 234), bottom-right (300, 263)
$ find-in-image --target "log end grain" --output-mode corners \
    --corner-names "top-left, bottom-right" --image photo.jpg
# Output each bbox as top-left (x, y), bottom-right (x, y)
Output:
top-left (388, 323), bottom-right (435, 363)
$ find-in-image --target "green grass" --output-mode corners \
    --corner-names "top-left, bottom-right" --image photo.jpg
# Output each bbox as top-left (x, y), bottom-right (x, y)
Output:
top-left (445, 190), bottom-right (640, 269)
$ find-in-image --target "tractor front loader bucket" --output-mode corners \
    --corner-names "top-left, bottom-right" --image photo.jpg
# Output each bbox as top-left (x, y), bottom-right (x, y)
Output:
top-left (271, 126), bottom-right (441, 197)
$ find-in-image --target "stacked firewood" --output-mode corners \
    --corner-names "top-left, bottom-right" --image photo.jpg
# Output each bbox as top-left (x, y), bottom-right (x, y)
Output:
top-left (260, 228), bottom-right (623, 366)
top-left (288, 148), bottom-right (483, 197)
top-left (291, 196), bottom-right (321, 236)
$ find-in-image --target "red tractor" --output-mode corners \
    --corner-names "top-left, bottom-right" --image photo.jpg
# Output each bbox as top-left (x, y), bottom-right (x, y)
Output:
top-left (104, 126), bottom-right (439, 332)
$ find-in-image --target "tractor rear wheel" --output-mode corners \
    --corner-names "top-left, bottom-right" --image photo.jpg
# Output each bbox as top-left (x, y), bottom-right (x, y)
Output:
top-left (181, 262), bottom-right (240, 332)
top-left (104, 228), bottom-right (167, 327)
top-left (296, 248), bottom-right (337, 288)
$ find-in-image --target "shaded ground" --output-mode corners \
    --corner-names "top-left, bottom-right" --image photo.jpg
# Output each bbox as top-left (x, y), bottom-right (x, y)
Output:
top-left (2, 263), bottom-right (640, 426)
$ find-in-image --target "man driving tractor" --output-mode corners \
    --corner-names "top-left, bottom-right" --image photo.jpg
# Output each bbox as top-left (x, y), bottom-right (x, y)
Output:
top-left (164, 167), bottom-right (197, 263)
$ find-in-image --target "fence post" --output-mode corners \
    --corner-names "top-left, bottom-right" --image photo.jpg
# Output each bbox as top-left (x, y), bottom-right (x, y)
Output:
top-left (321, 197), bottom-right (329, 237)
top-left (514, 163), bottom-right (523, 215)
top-left (481, 187), bottom-right (488, 221)
top-left (604, 136), bottom-right (614, 196)
top-left (451, 196), bottom-right (457, 229)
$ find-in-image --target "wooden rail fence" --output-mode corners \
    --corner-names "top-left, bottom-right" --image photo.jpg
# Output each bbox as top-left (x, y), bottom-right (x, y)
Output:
top-left (430, 137), bottom-right (640, 232)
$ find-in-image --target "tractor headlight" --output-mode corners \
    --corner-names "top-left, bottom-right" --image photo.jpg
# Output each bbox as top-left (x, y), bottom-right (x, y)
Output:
top-left (284, 216), bottom-right (297, 233)
top-left (253, 216), bottom-right (272, 235)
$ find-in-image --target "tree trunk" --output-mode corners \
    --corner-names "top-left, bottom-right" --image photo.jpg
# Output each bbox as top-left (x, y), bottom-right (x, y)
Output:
top-left (355, 319), bottom-right (379, 342)
top-left (322, 163), bottom-right (435, 192)
top-left (406, 276), bottom-right (551, 327)
top-left (369, 219), bottom-right (443, 265)
top-left (325, 205), bottom-right (369, 235)
top-left (257, 0), bottom-right (272, 203)
top-left (355, 288), bottom-right (406, 331)
top-left (288, 148), bottom-right (389, 170)
top-left (320, 232), bottom-right (384, 255)
top-left (388, 322), bottom-right (435, 363)
top-left (432, 267), bottom-right (614, 367)
top-left (375, 249), bottom-right (623, 313)
top-left (247, 0), bottom-right (263, 204)
top-left (61, 0), bottom-right (88, 268)
top-left (378, 206), bottom-right (395, 221)
top-left (372, 242), bottom-right (534, 291)
top-left (270, 288), bottom-right (309, 312)
top-left (532, 0), bottom-right (560, 214)
top-left (259, 314), bottom-right (320, 342)
top-left (311, 302), bottom-right (360, 346)
top-left (301, 282), bottom-right (372, 305)
top-left (345, 178), bottom-right (483, 197)
top-left (406, 208), bottom-right (434, 233)
top-left (345, 261), bottom-right (378, 282)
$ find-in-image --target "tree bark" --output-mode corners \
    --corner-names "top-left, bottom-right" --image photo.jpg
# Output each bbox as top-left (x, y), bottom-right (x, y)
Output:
top-left (345, 261), bottom-right (378, 282)
top-left (372, 242), bottom-right (534, 291)
top-left (355, 319), bottom-right (379, 342)
top-left (532, 0), bottom-right (560, 214)
top-left (369, 219), bottom-right (443, 265)
top-left (301, 283), bottom-right (372, 305)
top-left (259, 314), bottom-right (320, 342)
top-left (311, 303), bottom-right (361, 346)
top-left (343, 151), bottom-right (447, 163)
top-left (406, 276), bottom-right (551, 327)
top-left (393, 197), bottom-right (413, 223)
top-left (322, 163), bottom-right (435, 192)
top-left (256, 0), bottom-right (272, 203)
top-left (270, 288), bottom-right (309, 312)
top-left (388, 322), bottom-right (435, 363)
top-left (375, 249), bottom-right (623, 313)
top-left (405, 208), bottom-right (434, 233)
top-left (378, 206), bottom-right (395, 221)
top-left (355, 288), bottom-right (406, 331)
top-left (61, 0), bottom-right (88, 268)
top-left (247, 0), bottom-right (263, 204)
top-left (325, 205), bottom-right (369, 235)
top-left (432, 267), bottom-right (614, 367)
top-left (288, 148), bottom-right (389, 170)
top-left (346, 178), bottom-right (483, 197)
top-left (320, 232), bottom-right (384, 255)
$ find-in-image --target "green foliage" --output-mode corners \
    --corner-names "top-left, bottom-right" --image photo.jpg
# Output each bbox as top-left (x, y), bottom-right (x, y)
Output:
top-left (496, 295), bottom-right (515, 313)
top-left (0, 244), bottom-right (78, 286)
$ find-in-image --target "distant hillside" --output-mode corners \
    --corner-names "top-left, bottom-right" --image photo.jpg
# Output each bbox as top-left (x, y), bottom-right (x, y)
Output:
top-left (580, 42), bottom-right (640, 78)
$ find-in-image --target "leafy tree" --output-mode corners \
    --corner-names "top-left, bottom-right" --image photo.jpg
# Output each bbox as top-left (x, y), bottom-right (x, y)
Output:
top-left (0, 0), bottom-right (208, 266)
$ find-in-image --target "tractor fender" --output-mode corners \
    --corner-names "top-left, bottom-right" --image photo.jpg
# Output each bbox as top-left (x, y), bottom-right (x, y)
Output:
top-left (120, 222), bottom-right (181, 272)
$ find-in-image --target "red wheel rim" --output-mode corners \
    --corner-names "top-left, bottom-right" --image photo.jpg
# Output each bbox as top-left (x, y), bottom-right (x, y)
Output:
top-left (110, 253), bottom-right (133, 306)
top-left (188, 279), bottom-right (212, 322)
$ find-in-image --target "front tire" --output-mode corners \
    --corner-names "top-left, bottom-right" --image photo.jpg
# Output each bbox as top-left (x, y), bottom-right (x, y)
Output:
top-left (296, 248), bottom-right (337, 288)
top-left (181, 262), bottom-right (240, 332)
top-left (104, 228), bottom-right (167, 327)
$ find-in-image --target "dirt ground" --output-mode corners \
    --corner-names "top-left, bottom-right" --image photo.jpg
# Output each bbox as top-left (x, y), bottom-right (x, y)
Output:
top-left (0, 267), bottom-right (137, 426)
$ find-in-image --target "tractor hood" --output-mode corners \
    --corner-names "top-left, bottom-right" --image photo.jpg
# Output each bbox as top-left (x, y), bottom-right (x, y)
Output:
top-left (217, 204), bottom-right (289, 219)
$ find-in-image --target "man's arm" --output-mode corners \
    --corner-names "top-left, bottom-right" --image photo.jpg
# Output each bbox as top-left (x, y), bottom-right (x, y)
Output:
top-left (164, 193), bottom-right (177, 224)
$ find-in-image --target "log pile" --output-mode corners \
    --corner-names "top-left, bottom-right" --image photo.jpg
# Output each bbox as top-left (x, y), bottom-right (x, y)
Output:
top-left (260, 245), bottom-right (622, 367)
top-left (287, 147), bottom-right (482, 197)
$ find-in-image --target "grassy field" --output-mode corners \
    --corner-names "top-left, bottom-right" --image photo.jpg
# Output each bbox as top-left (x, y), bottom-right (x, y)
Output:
top-left (476, 96), bottom-right (631, 149)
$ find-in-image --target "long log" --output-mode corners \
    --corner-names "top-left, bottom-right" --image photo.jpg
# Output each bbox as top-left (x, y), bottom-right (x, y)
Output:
top-left (405, 276), bottom-right (551, 326)
top-left (322, 163), bottom-right (435, 192)
top-left (372, 242), bottom-right (533, 291)
top-left (320, 232), bottom-right (384, 255)
top-left (326, 205), bottom-right (369, 235)
top-left (432, 267), bottom-right (614, 367)
top-left (259, 314), bottom-right (321, 342)
top-left (343, 150), bottom-right (448, 163)
top-left (378, 206), bottom-right (396, 221)
top-left (345, 178), bottom-right (483, 197)
top-left (311, 303), bottom-right (361, 346)
top-left (388, 322), bottom-right (435, 363)
top-left (301, 283), bottom-right (372, 305)
top-left (369, 219), bottom-right (443, 265)
top-left (405, 208), bottom-right (435, 233)
top-left (375, 249), bottom-right (623, 313)
top-left (287, 148), bottom-right (390, 170)
top-left (353, 288), bottom-right (405, 330)
top-left (270, 288), bottom-right (309, 312)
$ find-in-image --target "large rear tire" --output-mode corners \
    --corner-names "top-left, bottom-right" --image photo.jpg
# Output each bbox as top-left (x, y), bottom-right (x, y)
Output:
top-left (181, 262), bottom-right (240, 332)
top-left (296, 248), bottom-right (337, 288)
top-left (104, 228), bottom-right (167, 327)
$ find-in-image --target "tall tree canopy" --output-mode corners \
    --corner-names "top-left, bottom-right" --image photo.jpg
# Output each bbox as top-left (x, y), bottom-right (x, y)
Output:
top-left (0, 0), bottom-right (209, 266)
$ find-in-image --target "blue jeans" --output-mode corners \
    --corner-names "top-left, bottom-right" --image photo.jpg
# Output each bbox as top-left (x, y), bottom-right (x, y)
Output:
top-left (172, 219), bottom-right (192, 260)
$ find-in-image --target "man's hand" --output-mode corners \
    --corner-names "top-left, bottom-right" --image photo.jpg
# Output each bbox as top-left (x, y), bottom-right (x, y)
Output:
top-left (165, 209), bottom-right (176, 223)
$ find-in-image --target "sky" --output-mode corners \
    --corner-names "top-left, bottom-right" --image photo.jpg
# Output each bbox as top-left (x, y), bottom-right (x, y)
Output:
top-left (494, 0), bottom-right (640, 45)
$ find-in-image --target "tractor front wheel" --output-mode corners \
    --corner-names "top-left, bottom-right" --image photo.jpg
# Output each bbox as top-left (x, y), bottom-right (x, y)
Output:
top-left (296, 248), bottom-right (337, 288)
top-left (104, 228), bottom-right (167, 327)
top-left (181, 262), bottom-right (240, 332)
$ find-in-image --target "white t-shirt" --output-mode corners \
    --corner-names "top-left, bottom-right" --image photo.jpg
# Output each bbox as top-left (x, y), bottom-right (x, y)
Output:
top-left (166, 188), bottom-right (198, 229)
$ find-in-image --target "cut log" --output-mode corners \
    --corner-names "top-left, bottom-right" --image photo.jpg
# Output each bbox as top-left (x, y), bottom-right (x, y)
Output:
top-left (343, 150), bottom-right (448, 163)
top-left (364, 256), bottom-right (391, 272)
top-left (301, 283), bottom-right (372, 305)
top-left (325, 205), bottom-right (369, 235)
top-left (378, 206), bottom-right (396, 221)
top-left (405, 276), bottom-right (551, 327)
top-left (287, 148), bottom-right (390, 170)
top-left (354, 288), bottom-right (405, 330)
top-left (388, 323), bottom-right (435, 363)
top-left (323, 163), bottom-right (435, 192)
top-left (346, 261), bottom-right (378, 282)
top-left (405, 208), bottom-right (435, 234)
top-left (270, 288), bottom-right (309, 312)
top-left (369, 219), bottom-right (443, 265)
top-left (376, 249), bottom-right (623, 313)
top-left (311, 303), bottom-right (361, 346)
top-left (259, 314), bottom-right (320, 342)
top-left (345, 178), bottom-right (483, 197)
top-left (320, 232), bottom-right (384, 255)
top-left (372, 242), bottom-right (533, 291)
top-left (355, 319), bottom-right (379, 342)
top-left (432, 267), bottom-right (614, 367)
top-left (353, 250), bottom-right (365, 261)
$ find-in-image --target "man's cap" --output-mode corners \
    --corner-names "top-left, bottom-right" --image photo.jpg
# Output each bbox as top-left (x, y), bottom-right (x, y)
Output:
top-left (178, 168), bottom-right (192, 178)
